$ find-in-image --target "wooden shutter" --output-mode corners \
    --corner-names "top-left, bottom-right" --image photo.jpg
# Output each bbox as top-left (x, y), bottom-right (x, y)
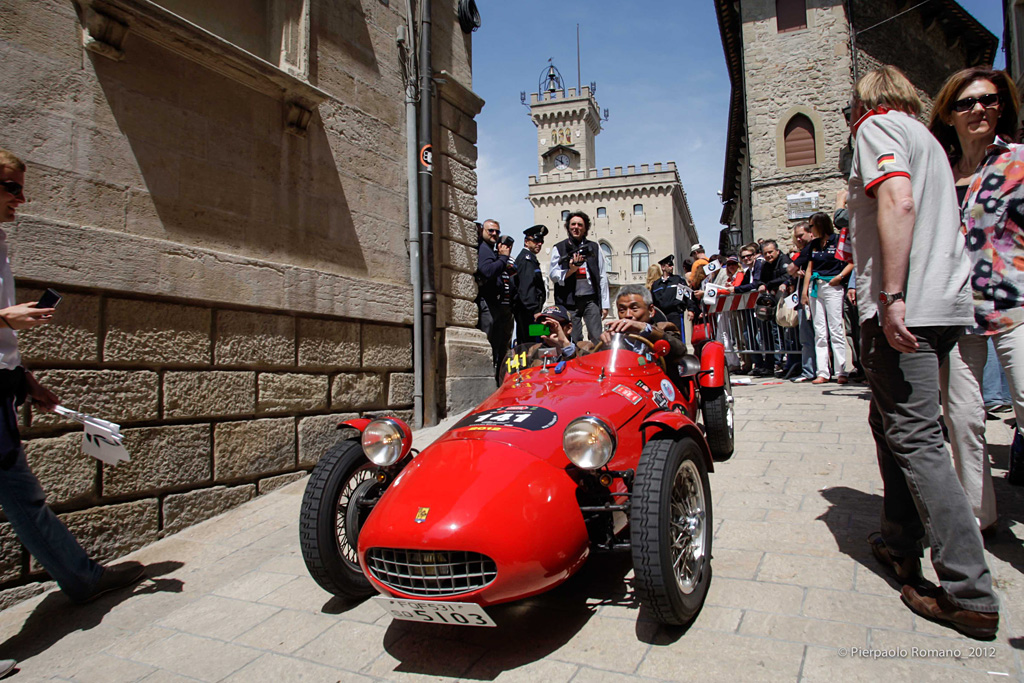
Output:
top-left (776, 0), bottom-right (807, 32)
top-left (784, 115), bottom-right (816, 167)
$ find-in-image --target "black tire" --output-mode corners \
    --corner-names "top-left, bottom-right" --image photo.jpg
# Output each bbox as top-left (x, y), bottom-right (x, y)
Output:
top-left (299, 439), bottom-right (379, 598)
top-left (630, 437), bottom-right (713, 626)
top-left (701, 366), bottom-right (734, 461)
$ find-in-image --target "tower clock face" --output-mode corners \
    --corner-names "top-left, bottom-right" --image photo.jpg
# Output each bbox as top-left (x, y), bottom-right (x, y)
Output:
top-left (554, 154), bottom-right (570, 170)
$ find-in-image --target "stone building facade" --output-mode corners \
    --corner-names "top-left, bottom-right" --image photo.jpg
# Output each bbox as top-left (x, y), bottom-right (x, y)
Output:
top-left (1005, 0), bottom-right (1024, 130)
top-left (715, 0), bottom-right (997, 248)
top-left (0, 0), bottom-right (484, 601)
top-left (526, 84), bottom-right (698, 300)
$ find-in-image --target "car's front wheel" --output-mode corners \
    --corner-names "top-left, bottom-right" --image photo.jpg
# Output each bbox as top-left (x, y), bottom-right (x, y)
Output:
top-left (299, 439), bottom-right (379, 598)
top-left (630, 436), bottom-right (713, 626)
top-left (701, 365), bottom-right (734, 461)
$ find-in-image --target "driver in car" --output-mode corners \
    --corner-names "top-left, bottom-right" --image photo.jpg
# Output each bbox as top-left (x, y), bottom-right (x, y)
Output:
top-left (601, 285), bottom-right (686, 366)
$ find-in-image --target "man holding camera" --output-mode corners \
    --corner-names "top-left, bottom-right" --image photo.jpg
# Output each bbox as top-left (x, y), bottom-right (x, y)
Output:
top-left (513, 224), bottom-right (548, 346)
top-left (476, 219), bottom-right (516, 384)
top-left (549, 211), bottom-right (608, 343)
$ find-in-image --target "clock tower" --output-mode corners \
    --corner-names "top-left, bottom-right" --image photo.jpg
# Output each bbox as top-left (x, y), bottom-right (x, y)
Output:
top-left (529, 63), bottom-right (602, 175)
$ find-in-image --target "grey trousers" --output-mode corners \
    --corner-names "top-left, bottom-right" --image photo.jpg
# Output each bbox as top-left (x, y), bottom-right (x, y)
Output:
top-left (861, 317), bottom-right (997, 612)
top-left (570, 296), bottom-right (603, 344)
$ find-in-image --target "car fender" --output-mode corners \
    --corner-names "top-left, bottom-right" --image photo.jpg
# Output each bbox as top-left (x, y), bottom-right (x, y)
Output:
top-left (640, 411), bottom-right (714, 473)
top-left (339, 418), bottom-right (373, 433)
top-left (699, 341), bottom-right (726, 389)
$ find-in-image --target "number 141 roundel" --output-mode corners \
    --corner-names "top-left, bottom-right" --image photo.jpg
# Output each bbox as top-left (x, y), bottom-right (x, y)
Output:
top-left (452, 406), bottom-right (558, 432)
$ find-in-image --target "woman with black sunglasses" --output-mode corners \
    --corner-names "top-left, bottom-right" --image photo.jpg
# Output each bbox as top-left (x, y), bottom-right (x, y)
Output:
top-left (928, 68), bottom-right (1022, 533)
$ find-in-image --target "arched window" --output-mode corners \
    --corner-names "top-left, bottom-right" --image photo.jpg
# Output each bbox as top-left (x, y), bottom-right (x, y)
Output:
top-left (633, 203), bottom-right (644, 216)
top-left (776, 0), bottom-right (806, 32)
top-left (600, 242), bottom-right (613, 274)
top-left (596, 207), bottom-right (607, 218)
top-left (631, 240), bottom-right (649, 273)
top-left (784, 114), bottom-right (816, 167)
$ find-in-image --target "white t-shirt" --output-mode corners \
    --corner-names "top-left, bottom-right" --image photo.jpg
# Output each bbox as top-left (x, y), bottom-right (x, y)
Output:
top-left (848, 109), bottom-right (973, 327)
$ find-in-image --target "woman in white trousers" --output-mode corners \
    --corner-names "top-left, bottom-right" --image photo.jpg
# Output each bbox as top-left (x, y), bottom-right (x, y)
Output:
top-left (800, 212), bottom-right (852, 385)
top-left (929, 67), bottom-right (1023, 532)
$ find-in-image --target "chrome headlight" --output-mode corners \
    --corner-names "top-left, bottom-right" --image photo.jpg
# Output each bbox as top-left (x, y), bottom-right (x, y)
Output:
top-left (563, 416), bottom-right (617, 469)
top-left (361, 418), bottom-right (409, 466)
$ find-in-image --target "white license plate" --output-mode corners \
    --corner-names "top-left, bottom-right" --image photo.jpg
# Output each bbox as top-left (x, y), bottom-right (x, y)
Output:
top-left (372, 596), bottom-right (496, 627)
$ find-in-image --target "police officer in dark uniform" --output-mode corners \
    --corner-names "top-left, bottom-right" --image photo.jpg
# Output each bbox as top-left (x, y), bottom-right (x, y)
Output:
top-left (650, 254), bottom-right (689, 337)
top-left (476, 219), bottom-right (516, 385)
top-left (513, 224), bottom-right (548, 346)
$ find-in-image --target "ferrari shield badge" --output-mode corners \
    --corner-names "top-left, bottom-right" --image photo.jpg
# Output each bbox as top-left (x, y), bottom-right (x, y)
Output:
top-left (415, 507), bottom-right (429, 524)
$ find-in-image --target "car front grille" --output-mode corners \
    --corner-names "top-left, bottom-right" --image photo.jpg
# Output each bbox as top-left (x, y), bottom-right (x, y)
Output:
top-left (365, 548), bottom-right (497, 597)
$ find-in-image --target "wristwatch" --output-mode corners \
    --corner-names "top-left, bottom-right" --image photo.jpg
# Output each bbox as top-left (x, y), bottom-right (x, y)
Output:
top-left (878, 290), bottom-right (905, 306)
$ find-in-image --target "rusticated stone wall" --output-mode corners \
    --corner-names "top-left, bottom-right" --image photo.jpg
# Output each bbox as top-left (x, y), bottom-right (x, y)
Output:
top-left (0, 0), bottom-right (482, 601)
top-left (0, 283), bottom-right (411, 590)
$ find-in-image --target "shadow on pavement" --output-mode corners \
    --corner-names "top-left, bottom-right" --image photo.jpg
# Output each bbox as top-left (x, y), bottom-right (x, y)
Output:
top-left (377, 554), bottom-right (634, 680)
top-left (0, 560), bottom-right (183, 663)
top-left (816, 486), bottom-right (896, 584)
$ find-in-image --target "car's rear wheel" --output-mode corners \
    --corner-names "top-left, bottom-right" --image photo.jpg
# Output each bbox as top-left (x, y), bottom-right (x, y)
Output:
top-left (299, 439), bottom-right (378, 598)
top-left (701, 365), bottom-right (734, 461)
top-left (630, 436), bottom-right (712, 626)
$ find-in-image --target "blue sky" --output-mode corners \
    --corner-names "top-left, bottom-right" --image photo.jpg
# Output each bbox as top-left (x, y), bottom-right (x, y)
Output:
top-left (472, 0), bottom-right (1005, 251)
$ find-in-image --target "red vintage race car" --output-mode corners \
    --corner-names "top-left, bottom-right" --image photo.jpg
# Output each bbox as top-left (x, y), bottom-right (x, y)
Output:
top-left (299, 330), bottom-right (734, 628)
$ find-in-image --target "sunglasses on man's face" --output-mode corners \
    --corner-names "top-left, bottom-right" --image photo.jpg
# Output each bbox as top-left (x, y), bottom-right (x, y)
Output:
top-left (953, 93), bottom-right (1000, 113)
top-left (0, 180), bottom-right (23, 197)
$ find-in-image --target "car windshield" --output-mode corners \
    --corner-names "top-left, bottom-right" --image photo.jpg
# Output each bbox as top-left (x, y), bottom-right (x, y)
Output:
top-left (578, 332), bottom-right (658, 374)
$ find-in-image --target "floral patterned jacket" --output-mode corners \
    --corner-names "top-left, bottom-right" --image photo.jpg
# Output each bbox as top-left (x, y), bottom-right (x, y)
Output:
top-left (963, 136), bottom-right (1024, 334)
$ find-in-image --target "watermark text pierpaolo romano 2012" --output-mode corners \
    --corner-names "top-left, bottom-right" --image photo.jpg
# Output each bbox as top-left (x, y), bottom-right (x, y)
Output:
top-left (836, 646), bottom-right (997, 659)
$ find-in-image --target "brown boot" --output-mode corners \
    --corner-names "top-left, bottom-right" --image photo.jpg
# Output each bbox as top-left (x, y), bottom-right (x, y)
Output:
top-left (868, 532), bottom-right (923, 585)
top-left (901, 584), bottom-right (998, 640)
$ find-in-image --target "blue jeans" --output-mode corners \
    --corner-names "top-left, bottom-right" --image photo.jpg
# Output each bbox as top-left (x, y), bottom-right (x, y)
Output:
top-left (982, 338), bottom-right (1011, 407)
top-left (799, 308), bottom-right (816, 379)
top-left (0, 447), bottom-right (102, 600)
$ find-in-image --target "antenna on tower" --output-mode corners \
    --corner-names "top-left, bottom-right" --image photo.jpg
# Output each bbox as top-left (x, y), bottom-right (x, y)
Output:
top-left (576, 24), bottom-right (581, 92)
top-left (520, 91), bottom-right (529, 111)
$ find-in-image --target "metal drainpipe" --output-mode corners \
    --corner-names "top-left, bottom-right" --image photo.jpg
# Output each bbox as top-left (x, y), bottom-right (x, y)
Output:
top-left (418, 0), bottom-right (437, 426)
top-left (403, 0), bottom-right (423, 428)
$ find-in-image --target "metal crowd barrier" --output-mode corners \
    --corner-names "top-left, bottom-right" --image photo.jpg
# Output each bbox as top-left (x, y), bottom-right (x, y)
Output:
top-left (698, 292), bottom-right (801, 369)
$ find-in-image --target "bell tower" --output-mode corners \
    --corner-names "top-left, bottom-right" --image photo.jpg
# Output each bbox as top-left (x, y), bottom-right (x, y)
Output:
top-left (527, 63), bottom-right (602, 176)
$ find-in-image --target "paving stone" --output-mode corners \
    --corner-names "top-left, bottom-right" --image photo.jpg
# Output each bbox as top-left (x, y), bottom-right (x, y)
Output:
top-left (131, 631), bottom-right (261, 681)
top-left (297, 318), bottom-right (359, 368)
top-left (739, 612), bottom-right (868, 649)
top-left (232, 608), bottom-right (337, 654)
top-left (800, 644), bottom-right (996, 682)
top-left (704, 576), bottom-right (805, 615)
top-left (104, 298), bottom-right (211, 365)
top-left (157, 594), bottom-right (279, 640)
top-left (103, 424), bottom-right (211, 496)
top-left (215, 310), bottom-right (295, 366)
top-left (709, 548), bottom-right (764, 580)
top-left (64, 652), bottom-right (156, 683)
top-left (293, 620), bottom-right (391, 671)
top-left (213, 418), bottom-right (295, 481)
top-left (257, 471), bottom-right (306, 494)
top-left (24, 431), bottom-right (95, 505)
top-left (802, 587), bottom-right (915, 630)
top-left (212, 570), bottom-right (295, 602)
top-left (637, 629), bottom-right (804, 680)
top-left (757, 553), bottom-right (856, 590)
top-left (868, 628), bottom-right (1017, 673)
top-left (162, 484), bottom-right (255, 535)
top-left (164, 371), bottom-right (255, 418)
top-left (222, 652), bottom-right (369, 682)
top-left (257, 372), bottom-right (328, 413)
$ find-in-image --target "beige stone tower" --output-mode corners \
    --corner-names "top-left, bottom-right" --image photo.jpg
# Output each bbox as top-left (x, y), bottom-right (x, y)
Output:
top-left (526, 65), bottom-right (698, 300)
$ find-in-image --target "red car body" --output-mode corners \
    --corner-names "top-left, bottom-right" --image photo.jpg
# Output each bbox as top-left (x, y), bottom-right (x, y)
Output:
top-left (352, 343), bottom-right (721, 606)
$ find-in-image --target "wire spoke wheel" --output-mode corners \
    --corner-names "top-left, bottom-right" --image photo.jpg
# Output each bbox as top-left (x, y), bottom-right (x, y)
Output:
top-left (631, 436), bottom-right (713, 625)
top-left (701, 364), bottom-right (735, 461)
top-left (300, 439), bottom-right (378, 598)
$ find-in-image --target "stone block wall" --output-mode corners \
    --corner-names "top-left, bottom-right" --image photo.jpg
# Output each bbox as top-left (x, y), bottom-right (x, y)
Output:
top-left (5, 284), bottom-right (411, 589)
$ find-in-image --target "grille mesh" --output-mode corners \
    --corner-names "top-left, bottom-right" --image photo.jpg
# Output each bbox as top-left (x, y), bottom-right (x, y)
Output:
top-left (366, 548), bottom-right (497, 597)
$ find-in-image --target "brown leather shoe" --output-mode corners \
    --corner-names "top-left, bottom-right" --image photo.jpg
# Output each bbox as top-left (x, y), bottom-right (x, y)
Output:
top-left (75, 561), bottom-right (146, 604)
top-left (868, 532), bottom-right (923, 585)
top-left (836, 376), bottom-right (849, 385)
top-left (901, 584), bottom-right (998, 640)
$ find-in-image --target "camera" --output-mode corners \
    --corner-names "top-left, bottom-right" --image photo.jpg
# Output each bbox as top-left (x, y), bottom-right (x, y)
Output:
top-left (498, 235), bottom-right (515, 249)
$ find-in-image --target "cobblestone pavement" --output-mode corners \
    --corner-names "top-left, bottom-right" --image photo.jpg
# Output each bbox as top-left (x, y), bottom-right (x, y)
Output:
top-left (0, 379), bottom-right (1023, 681)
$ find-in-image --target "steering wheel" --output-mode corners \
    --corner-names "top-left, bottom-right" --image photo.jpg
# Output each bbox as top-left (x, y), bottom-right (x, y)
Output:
top-left (591, 332), bottom-right (666, 369)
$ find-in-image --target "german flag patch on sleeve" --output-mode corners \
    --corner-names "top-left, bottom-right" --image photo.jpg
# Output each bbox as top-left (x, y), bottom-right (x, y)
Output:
top-left (876, 153), bottom-right (896, 169)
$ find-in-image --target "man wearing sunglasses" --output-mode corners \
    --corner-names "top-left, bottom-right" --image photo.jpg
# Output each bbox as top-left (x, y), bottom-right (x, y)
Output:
top-left (0, 151), bottom-right (145, 638)
top-left (476, 219), bottom-right (516, 384)
top-left (513, 224), bottom-right (548, 346)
